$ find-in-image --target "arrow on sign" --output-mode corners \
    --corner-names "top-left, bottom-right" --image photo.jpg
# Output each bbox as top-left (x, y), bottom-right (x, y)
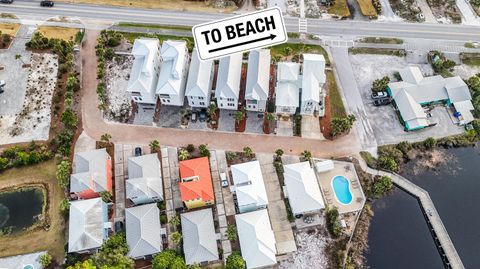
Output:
top-left (208, 34), bottom-right (276, 53)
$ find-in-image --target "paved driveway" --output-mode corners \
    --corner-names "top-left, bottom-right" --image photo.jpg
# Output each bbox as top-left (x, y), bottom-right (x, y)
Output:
top-left (0, 25), bottom-right (32, 116)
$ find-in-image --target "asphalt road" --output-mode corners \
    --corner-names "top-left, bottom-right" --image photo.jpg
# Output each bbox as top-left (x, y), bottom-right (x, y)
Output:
top-left (2, 0), bottom-right (480, 42)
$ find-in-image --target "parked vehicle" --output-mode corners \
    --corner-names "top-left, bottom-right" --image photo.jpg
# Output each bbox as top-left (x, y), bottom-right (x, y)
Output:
top-left (134, 147), bottom-right (142, 157)
top-left (199, 110), bottom-right (207, 122)
top-left (114, 221), bottom-right (124, 233)
top-left (40, 0), bottom-right (54, 7)
top-left (371, 91), bottom-right (389, 100)
top-left (220, 172), bottom-right (229, 187)
top-left (0, 0), bottom-right (14, 4)
top-left (191, 112), bottom-right (198, 123)
top-left (0, 80), bottom-right (5, 88)
top-left (373, 98), bottom-right (391, 106)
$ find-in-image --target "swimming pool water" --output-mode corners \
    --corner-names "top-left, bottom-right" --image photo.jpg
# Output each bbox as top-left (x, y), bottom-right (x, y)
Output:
top-left (332, 175), bottom-right (353, 205)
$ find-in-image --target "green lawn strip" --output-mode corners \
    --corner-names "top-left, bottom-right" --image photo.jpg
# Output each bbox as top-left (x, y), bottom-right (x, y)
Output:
top-left (327, 70), bottom-right (347, 118)
top-left (120, 31), bottom-right (195, 51)
top-left (359, 37), bottom-right (403, 44)
top-left (117, 22), bottom-right (192, 32)
top-left (349, 47), bottom-right (406, 57)
top-left (461, 53), bottom-right (480, 66)
top-left (269, 42), bottom-right (331, 65)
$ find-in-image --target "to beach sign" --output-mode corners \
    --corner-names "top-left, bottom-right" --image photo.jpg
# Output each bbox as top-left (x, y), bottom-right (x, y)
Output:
top-left (192, 7), bottom-right (288, 61)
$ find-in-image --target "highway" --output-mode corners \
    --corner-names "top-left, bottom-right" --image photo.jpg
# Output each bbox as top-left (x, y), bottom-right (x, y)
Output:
top-left (2, 0), bottom-right (480, 42)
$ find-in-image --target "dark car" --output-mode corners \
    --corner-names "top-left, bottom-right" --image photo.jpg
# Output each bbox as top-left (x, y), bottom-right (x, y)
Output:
top-left (373, 98), bottom-right (391, 106)
top-left (40, 0), bottom-right (54, 7)
top-left (134, 147), bottom-right (142, 156)
top-left (114, 221), bottom-right (124, 233)
top-left (199, 110), bottom-right (207, 122)
top-left (0, 0), bottom-right (14, 4)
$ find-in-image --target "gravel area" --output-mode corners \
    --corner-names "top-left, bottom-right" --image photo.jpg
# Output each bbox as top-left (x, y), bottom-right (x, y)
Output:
top-left (452, 64), bottom-right (480, 80)
top-left (279, 229), bottom-right (330, 269)
top-left (104, 55), bottom-right (133, 122)
top-left (0, 53), bottom-right (58, 144)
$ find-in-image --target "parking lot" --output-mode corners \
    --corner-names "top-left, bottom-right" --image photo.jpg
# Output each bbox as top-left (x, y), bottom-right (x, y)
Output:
top-left (349, 54), bottom-right (464, 146)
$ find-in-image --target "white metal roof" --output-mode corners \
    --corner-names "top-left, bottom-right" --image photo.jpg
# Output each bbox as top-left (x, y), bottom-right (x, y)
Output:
top-left (445, 76), bottom-right (472, 103)
top-left (283, 162), bottom-right (324, 215)
top-left (315, 160), bottom-right (334, 173)
top-left (70, 148), bottom-right (110, 194)
top-left (127, 38), bottom-right (160, 97)
top-left (185, 49), bottom-right (213, 98)
top-left (245, 49), bottom-right (270, 101)
top-left (156, 40), bottom-right (188, 95)
top-left (181, 208), bottom-right (219, 265)
top-left (301, 54), bottom-right (326, 103)
top-left (126, 203), bottom-right (162, 258)
top-left (231, 161), bottom-right (268, 210)
top-left (215, 53), bottom-right (243, 99)
top-left (275, 62), bottom-right (300, 108)
top-left (453, 100), bottom-right (475, 123)
top-left (126, 154), bottom-right (163, 201)
top-left (235, 209), bottom-right (277, 269)
top-left (277, 62), bottom-right (299, 82)
top-left (68, 198), bottom-right (107, 253)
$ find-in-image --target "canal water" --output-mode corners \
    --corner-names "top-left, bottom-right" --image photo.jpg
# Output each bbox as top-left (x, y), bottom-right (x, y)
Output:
top-left (366, 145), bottom-right (480, 268)
top-left (0, 187), bottom-right (44, 232)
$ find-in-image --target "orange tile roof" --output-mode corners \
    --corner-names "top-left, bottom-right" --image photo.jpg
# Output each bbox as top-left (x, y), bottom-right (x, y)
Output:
top-left (179, 157), bottom-right (214, 202)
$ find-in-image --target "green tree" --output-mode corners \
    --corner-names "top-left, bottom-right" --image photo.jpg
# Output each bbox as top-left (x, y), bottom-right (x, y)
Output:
top-left (171, 231), bottom-right (183, 245)
top-left (467, 74), bottom-right (480, 92)
top-left (243, 146), bottom-right (253, 158)
top-left (99, 191), bottom-right (113, 203)
top-left (94, 232), bottom-right (134, 268)
top-left (326, 208), bottom-right (342, 238)
top-left (371, 76), bottom-right (390, 92)
top-left (0, 157), bottom-right (9, 170)
top-left (152, 250), bottom-right (177, 269)
top-left (100, 133), bottom-right (112, 142)
top-left (171, 256), bottom-right (187, 269)
top-left (67, 259), bottom-right (96, 269)
top-left (40, 252), bottom-right (52, 267)
top-left (283, 46), bottom-right (293, 56)
top-left (372, 176), bottom-right (393, 197)
top-left (60, 198), bottom-right (70, 217)
top-left (302, 150), bottom-right (312, 161)
top-left (178, 149), bottom-right (190, 161)
top-left (199, 144), bottom-right (210, 158)
top-left (234, 109), bottom-right (246, 124)
top-left (187, 264), bottom-right (201, 269)
top-left (378, 156), bottom-right (398, 172)
top-left (331, 115), bottom-right (356, 137)
top-left (226, 251), bottom-right (246, 269)
top-left (226, 151), bottom-right (237, 161)
top-left (423, 137), bottom-right (437, 149)
top-left (275, 149), bottom-right (284, 158)
top-left (208, 103), bottom-right (217, 118)
top-left (149, 140), bottom-right (160, 153)
top-left (186, 144), bottom-right (195, 152)
top-left (226, 224), bottom-right (238, 241)
top-left (56, 160), bottom-right (71, 188)
top-left (169, 215), bottom-right (181, 227)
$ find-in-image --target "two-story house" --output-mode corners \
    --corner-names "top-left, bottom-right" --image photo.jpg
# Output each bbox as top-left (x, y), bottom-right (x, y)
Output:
top-left (185, 49), bottom-right (214, 108)
top-left (300, 54), bottom-right (326, 116)
top-left (231, 161), bottom-right (268, 213)
top-left (215, 53), bottom-right (242, 110)
top-left (156, 40), bottom-right (190, 106)
top-left (245, 49), bottom-right (270, 112)
top-left (127, 38), bottom-right (161, 106)
top-left (275, 62), bottom-right (300, 115)
top-left (126, 154), bottom-right (163, 205)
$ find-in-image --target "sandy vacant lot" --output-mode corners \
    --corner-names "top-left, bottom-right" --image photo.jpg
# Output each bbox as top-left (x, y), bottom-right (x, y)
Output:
top-left (0, 160), bottom-right (65, 263)
top-left (38, 26), bottom-right (79, 42)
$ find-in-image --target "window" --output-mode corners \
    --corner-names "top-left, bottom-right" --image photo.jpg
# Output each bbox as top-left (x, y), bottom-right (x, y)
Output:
top-left (200, 102), bottom-right (205, 106)
top-left (192, 101), bottom-right (195, 105)
top-left (199, 97), bottom-right (204, 100)
top-left (227, 98), bottom-right (234, 102)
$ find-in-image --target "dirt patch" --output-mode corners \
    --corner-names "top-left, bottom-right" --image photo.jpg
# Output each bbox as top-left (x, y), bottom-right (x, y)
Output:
top-left (38, 26), bottom-right (79, 42)
top-left (0, 160), bottom-right (65, 263)
top-left (426, 0), bottom-right (462, 24)
top-left (0, 23), bottom-right (20, 37)
top-left (408, 148), bottom-right (457, 175)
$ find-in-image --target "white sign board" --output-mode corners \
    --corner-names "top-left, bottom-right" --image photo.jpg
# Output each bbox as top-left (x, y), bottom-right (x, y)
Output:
top-left (192, 7), bottom-right (287, 61)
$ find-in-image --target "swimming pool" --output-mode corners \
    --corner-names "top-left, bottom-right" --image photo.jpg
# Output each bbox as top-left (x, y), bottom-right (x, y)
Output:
top-left (332, 176), bottom-right (353, 205)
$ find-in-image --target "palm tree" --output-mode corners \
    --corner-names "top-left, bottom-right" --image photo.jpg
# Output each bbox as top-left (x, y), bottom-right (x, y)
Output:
top-left (100, 133), bottom-right (112, 142)
top-left (234, 109), bottom-right (245, 124)
top-left (243, 147), bottom-right (253, 158)
top-left (208, 103), bottom-right (217, 118)
top-left (302, 150), bottom-right (312, 161)
top-left (275, 149), bottom-right (284, 158)
top-left (149, 140), bottom-right (160, 153)
top-left (169, 215), bottom-right (181, 228)
top-left (226, 225), bottom-right (238, 241)
top-left (178, 149), bottom-right (190, 161)
top-left (266, 113), bottom-right (275, 122)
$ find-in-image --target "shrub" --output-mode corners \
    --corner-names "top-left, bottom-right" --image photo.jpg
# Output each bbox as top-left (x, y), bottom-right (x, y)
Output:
top-left (152, 250), bottom-right (177, 269)
top-left (423, 137), bottom-right (437, 149)
top-left (226, 251), bottom-right (246, 269)
top-left (371, 76), bottom-right (390, 92)
top-left (186, 144), bottom-right (195, 153)
top-left (60, 198), bottom-right (70, 217)
top-left (226, 224), bottom-right (238, 241)
top-left (372, 176), bottom-right (393, 197)
top-left (40, 253), bottom-right (52, 267)
top-left (56, 160), bottom-right (71, 188)
top-left (226, 151), bottom-right (237, 161)
top-left (331, 115), bottom-right (356, 137)
top-left (378, 156), bottom-right (398, 172)
top-left (243, 146), bottom-right (253, 158)
top-left (326, 208), bottom-right (342, 238)
top-left (160, 214), bottom-right (167, 224)
top-left (149, 140), bottom-right (160, 153)
top-left (199, 144), bottom-right (210, 158)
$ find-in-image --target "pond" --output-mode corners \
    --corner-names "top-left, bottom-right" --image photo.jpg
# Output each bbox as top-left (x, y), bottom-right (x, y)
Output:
top-left (0, 187), bottom-right (44, 233)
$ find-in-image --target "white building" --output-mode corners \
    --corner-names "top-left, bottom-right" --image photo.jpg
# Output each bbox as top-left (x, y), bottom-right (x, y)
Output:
top-left (181, 208), bottom-right (219, 265)
top-left (185, 49), bottom-right (214, 108)
top-left (156, 40), bottom-right (190, 106)
top-left (245, 50), bottom-right (270, 112)
top-left (235, 209), bottom-right (277, 269)
top-left (215, 53), bottom-right (243, 110)
top-left (125, 203), bottom-right (162, 259)
top-left (68, 198), bottom-right (110, 253)
top-left (275, 62), bottom-right (300, 115)
top-left (301, 54), bottom-right (326, 116)
top-left (126, 154), bottom-right (163, 205)
top-left (127, 38), bottom-right (161, 105)
top-left (231, 161), bottom-right (268, 213)
top-left (283, 162), bottom-right (325, 215)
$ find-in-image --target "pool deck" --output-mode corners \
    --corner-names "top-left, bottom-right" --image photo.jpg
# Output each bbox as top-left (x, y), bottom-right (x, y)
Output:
top-left (0, 251), bottom-right (46, 269)
top-left (314, 159), bottom-right (365, 214)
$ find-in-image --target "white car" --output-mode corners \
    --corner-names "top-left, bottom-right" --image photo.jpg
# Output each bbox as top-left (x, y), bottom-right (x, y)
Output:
top-left (220, 172), bottom-right (229, 187)
top-left (0, 80), bottom-right (5, 88)
top-left (371, 91), bottom-right (388, 100)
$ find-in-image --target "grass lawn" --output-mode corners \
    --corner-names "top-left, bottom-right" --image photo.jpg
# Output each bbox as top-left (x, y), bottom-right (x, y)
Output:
top-left (117, 22), bottom-right (192, 32)
top-left (0, 160), bottom-right (66, 263)
top-left (269, 43), bottom-right (331, 65)
top-left (327, 70), bottom-right (347, 118)
top-left (56, 0), bottom-right (237, 13)
top-left (357, 0), bottom-right (378, 17)
top-left (461, 53), bottom-right (480, 66)
top-left (120, 31), bottom-right (195, 51)
top-left (0, 23), bottom-right (20, 37)
top-left (349, 47), bottom-right (406, 57)
top-left (328, 0), bottom-right (351, 18)
top-left (359, 37), bottom-right (403, 44)
top-left (38, 26), bottom-right (80, 42)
